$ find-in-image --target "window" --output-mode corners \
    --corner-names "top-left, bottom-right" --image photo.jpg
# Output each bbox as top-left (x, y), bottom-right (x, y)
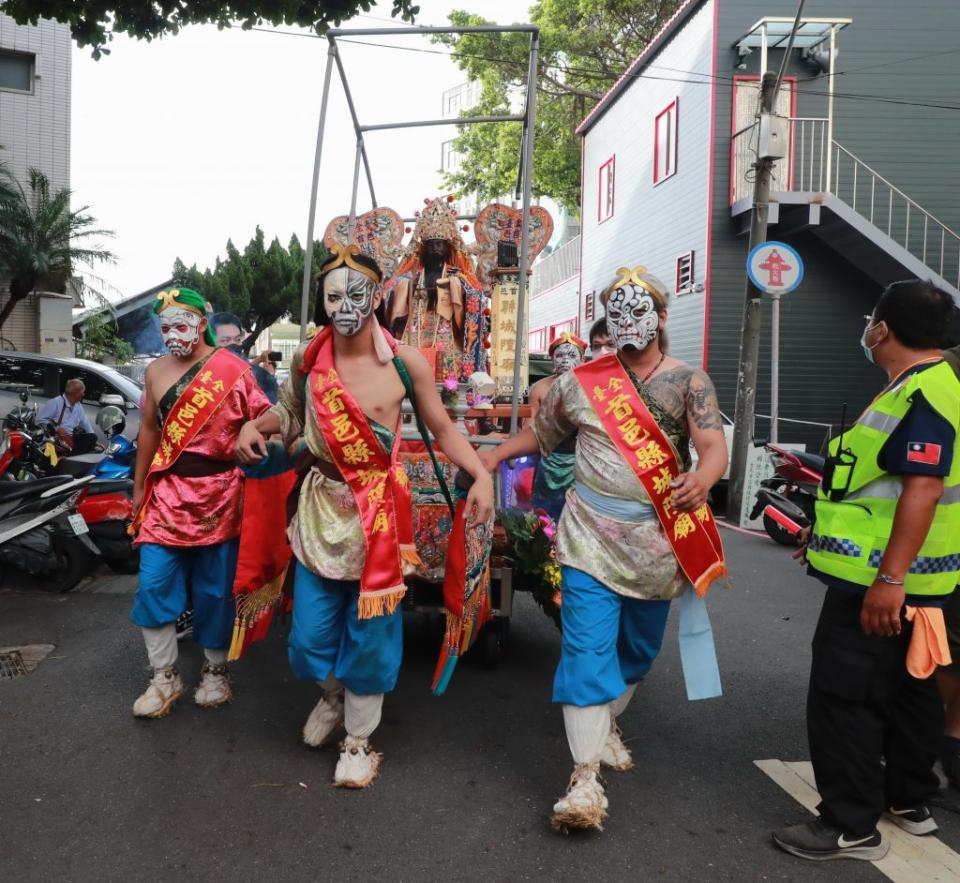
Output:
top-left (441, 140), bottom-right (460, 174)
top-left (583, 290), bottom-right (596, 322)
top-left (654, 99), bottom-right (679, 184)
top-left (0, 356), bottom-right (48, 397)
top-left (676, 251), bottom-right (695, 295)
top-left (528, 327), bottom-right (548, 352)
top-left (549, 318), bottom-right (577, 342)
top-left (0, 50), bottom-right (34, 94)
top-left (598, 156), bottom-right (615, 223)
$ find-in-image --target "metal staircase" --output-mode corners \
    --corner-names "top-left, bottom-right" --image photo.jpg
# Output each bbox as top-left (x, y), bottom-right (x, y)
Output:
top-left (731, 118), bottom-right (960, 298)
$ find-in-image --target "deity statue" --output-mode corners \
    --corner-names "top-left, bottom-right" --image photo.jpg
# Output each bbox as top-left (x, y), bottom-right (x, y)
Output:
top-left (383, 196), bottom-right (485, 382)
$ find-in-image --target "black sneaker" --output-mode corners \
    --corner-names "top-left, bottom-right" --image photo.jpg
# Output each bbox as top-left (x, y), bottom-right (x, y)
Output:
top-left (175, 608), bottom-right (194, 641)
top-left (884, 805), bottom-right (938, 836)
top-left (773, 819), bottom-right (888, 862)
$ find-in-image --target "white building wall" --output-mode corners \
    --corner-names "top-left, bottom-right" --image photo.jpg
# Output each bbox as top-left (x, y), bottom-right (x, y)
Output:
top-left (579, 0), bottom-right (714, 368)
top-left (0, 14), bottom-right (71, 193)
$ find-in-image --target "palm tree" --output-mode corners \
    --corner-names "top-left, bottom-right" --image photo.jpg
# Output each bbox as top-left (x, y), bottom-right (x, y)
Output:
top-left (0, 168), bottom-right (114, 332)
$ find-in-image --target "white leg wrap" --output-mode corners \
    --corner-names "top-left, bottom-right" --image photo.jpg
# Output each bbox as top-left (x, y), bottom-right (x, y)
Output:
top-left (203, 647), bottom-right (228, 665)
top-left (563, 704), bottom-right (609, 765)
top-left (142, 625), bottom-right (177, 670)
top-left (611, 682), bottom-right (638, 718)
top-left (344, 690), bottom-right (383, 739)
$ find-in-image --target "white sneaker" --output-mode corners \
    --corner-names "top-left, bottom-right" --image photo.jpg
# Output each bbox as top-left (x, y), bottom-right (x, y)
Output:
top-left (194, 661), bottom-right (232, 708)
top-left (133, 667), bottom-right (183, 718)
top-left (334, 735), bottom-right (382, 788)
top-left (551, 762), bottom-right (609, 832)
top-left (601, 718), bottom-right (634, 771)
top-left (303, 689), bottom-right (345, 748)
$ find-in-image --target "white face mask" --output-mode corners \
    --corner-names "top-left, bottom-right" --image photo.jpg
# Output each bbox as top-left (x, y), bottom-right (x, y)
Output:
top-left (860, 315), bottom-right (886, 364)
top-left (324, 267), bottom-right (377, 337)
top-left (606, 285), bottom-right (661, 352)
top-left (159, 308), bottom-right (203, 358)
top-left (551, 342), bottom-right (582, 374)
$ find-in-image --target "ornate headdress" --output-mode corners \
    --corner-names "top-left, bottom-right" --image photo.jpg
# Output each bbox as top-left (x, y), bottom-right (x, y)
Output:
top-left (600, 265), bottom-right (669, 311)
top-left (548, 331), bottom-right (587, 357)
top-left (153, 287), bottom-right (216, 345)
top-left (405, 195), bottom-right (467, 256)
top-left (320, 242), bottom-right (382, 284)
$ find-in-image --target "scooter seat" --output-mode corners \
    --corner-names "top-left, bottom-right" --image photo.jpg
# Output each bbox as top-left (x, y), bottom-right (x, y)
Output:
top-left (794, 451), bottom-right (825, 473)
top-left (86, 479), bottom-right (133, 496)
top-left (56, 454), bottom-right (104, 478)
top-left (0, 475), bottom-right (74, 502)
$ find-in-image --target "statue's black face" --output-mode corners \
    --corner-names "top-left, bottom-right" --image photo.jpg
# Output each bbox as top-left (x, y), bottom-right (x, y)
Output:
top-left (423, 238), bottom-right (451, 264)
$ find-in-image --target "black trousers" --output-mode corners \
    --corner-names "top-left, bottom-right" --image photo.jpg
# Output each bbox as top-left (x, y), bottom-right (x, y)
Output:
top-left (807, 587), bottom-right (943, 836)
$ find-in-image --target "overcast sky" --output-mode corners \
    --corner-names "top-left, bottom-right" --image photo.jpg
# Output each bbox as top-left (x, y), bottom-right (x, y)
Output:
top-left (71, 1), bottom-right (525, 300)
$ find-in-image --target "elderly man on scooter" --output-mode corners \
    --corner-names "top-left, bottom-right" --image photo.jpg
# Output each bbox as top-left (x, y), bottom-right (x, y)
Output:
top-left (38, 379), bottom-right (97, 454)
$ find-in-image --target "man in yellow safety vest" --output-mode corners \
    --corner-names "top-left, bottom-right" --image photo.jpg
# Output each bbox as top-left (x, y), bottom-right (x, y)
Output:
top-left (773, 280), bottom-right (960, 862)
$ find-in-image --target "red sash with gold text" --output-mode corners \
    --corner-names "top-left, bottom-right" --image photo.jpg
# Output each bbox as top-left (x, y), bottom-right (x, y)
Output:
top-left (132, 349), bottom-right (249, 534)
top-left (574, 355), bottom-right (726, 596)
top-left (304, 326), bottom-right (420, 619)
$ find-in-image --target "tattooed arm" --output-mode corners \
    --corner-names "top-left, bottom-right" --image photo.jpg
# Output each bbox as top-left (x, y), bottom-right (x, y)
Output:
top-left (671, 370), bottom-right (729, 511)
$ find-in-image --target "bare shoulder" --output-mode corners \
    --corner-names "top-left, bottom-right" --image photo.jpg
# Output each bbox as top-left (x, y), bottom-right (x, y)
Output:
top-left (397, 344), bottom-right (431, 377)
top-left (684, 366), bottom-right (723, 431)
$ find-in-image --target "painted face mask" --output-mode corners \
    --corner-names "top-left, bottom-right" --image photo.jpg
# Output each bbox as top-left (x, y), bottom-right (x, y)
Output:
top-left (159, 307), bottom-right (203, 358)
top-left (324, 267), bottom-right (377, 337)
top-left (605, 284), bottom-right (661, 352)
top-left (552, 342), bottom-right (582, 374)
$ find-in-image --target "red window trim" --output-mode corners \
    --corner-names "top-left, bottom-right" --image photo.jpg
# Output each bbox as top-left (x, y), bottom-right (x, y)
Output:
top-left (653, 99), bottom-right (679, 185)
top-left (549, 318), bottom-right (578, 342)
top-left (583, 289), bottom-right (596, 322)
top-left (597, 155), bottom-right (615, 223)
top-left (675, 250), bottom-right (695, 295)
top-left (528, 326), bottom-right (548, 351)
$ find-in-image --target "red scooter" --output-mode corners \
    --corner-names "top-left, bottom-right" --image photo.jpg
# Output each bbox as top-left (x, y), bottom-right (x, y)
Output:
top-left (749, 442), bottom-right (824, 545)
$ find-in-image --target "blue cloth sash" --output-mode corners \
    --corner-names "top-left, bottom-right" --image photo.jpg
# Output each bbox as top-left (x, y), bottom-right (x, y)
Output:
top-left (574, 481), bottom-right (656, 522)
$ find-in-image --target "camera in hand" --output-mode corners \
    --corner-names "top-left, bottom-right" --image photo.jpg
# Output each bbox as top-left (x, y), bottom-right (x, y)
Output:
top-left (268, 351), bottom-right (282, 363)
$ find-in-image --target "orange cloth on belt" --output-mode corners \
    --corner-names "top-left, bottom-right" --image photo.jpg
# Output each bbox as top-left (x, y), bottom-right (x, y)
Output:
top-left (904, 605), bottom-right (952, 678)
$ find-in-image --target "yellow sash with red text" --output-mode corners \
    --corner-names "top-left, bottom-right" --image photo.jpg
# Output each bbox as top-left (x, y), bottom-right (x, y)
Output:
top-left (131, 349), bottom-right (249, 534)
top-left (574, 355), bottom-right (727, 597)
top-left (306, 326), bottom-right (420, 619)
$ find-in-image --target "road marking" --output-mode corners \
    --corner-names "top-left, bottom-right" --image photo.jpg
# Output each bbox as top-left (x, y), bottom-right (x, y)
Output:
top-left (756, 759), bottom-right (960, 881)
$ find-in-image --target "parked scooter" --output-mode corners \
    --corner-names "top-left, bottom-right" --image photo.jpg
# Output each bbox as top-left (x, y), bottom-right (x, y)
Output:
top-left (749, 441), bottom-right (824, 545)
top-left (0, 473), bottom-right (100, 591)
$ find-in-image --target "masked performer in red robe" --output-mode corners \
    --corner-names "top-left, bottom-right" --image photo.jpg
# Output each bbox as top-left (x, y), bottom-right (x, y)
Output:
top-left (482, 266), bottom-right (729, 831)
top-left (237, 244), bottom-right (493, 788)
top-left (130, 288), bottom-right (271, 718)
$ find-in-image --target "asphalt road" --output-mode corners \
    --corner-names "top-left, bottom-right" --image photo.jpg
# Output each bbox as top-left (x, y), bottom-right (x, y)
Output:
top-left (2, 528), bottom-right (959, 882)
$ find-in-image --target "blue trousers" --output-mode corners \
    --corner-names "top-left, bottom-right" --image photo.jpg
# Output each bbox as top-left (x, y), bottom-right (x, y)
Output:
top-left (288, 561), bottom-right (403, 695)
top-left (553, 566), bottom-right (671, 707)
top-left (131, 540), bottom-right (239, 650)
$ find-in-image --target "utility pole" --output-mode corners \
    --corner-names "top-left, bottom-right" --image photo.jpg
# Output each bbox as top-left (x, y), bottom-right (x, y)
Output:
top-left (726, 71), bottom-right (778, 522)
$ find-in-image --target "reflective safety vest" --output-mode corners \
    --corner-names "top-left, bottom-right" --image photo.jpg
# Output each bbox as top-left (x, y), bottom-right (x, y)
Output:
top-left (808, 360), bottom-right (960, 597)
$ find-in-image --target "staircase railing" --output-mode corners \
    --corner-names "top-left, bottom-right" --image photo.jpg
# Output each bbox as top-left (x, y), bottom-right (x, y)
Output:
top-left (730, 118), bottom-right (960, 288)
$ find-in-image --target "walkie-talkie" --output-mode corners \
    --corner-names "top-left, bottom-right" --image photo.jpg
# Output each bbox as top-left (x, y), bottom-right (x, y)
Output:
top-left (823, 403), bottom-right (857, 502)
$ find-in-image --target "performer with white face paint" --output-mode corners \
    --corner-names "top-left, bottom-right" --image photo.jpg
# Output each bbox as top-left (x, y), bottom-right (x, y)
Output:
top-left (130, 288), bottom-right (271, 719)
top-left (481, 265), bottom-right (729, 832)
top-left (528, 332), bottom-right (588, 522)
top-left (237, 243), bottom-right (494, 789)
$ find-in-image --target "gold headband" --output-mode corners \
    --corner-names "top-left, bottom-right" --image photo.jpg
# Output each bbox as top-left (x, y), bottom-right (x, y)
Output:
top-left (601, 265), bottom-right (667, 310)
top-left (322, 242), bottom-right (381, 285)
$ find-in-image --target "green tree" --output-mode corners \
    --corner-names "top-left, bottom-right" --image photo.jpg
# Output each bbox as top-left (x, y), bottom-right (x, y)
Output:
top-left (435, 0), bottom-right (681, 213)
top-left (76, 311), bottom-right (135, 365)
top-left (1, 0), bottom-right (420, 58)
top-left (0, 168), bottom-right (114, 333)
top-left (172, 227), bottom-right (327, 352)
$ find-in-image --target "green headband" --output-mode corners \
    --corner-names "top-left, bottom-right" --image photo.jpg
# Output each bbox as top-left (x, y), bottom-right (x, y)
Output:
top-left (153, 288), bottom-right (216, 346)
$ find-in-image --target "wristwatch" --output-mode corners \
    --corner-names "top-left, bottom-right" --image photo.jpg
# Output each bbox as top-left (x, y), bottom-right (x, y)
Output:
top-left (876, 573), bottom-right (905, 586)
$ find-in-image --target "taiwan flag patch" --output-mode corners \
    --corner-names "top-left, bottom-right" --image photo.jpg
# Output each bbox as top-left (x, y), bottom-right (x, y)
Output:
top-left (907, 442), bottom-right (942, 465)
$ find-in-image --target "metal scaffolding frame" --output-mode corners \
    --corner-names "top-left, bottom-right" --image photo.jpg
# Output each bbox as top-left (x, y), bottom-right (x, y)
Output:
top-left (298, 24), bottom-right (541, 434)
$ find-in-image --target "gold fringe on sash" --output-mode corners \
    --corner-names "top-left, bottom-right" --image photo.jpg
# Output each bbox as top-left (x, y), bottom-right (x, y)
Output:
top-left (227, 567), bottom-right (288, 661)
top-left (357, 587), bottom-right (407, 621)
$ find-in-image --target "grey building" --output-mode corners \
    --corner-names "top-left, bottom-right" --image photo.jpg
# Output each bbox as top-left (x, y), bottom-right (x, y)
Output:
top-left (537, 0), bottom-right (959, 451)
